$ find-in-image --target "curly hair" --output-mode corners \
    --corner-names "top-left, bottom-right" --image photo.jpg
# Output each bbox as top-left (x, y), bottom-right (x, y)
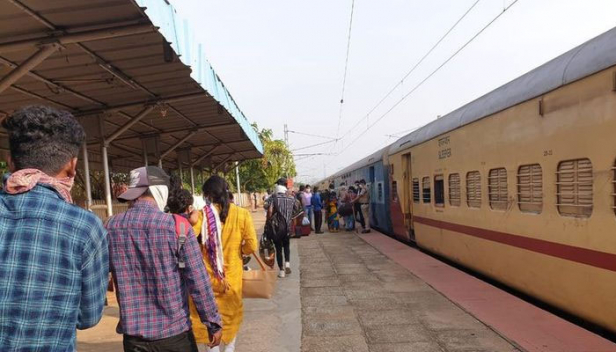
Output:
top-left (166, 173), bottom-right (194, 214)
top-left (2, 106), bottom-right (85, 175)
top-left (202, 175), bottom-right (231, 223)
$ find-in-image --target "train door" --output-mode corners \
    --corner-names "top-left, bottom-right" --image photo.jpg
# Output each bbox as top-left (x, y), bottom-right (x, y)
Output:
top-left (369, 166), bottom-right (375, 227)
top-left (402, 153), bottom-right (415, 241)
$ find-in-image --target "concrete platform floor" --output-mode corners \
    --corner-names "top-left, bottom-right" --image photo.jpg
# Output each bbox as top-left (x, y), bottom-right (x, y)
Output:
top-left (299, 230), bottom-right (519, 352)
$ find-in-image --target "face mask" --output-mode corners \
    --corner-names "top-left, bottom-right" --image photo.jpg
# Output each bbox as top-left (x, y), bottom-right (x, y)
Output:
top-left (148, 185), bottom-right (169, 212)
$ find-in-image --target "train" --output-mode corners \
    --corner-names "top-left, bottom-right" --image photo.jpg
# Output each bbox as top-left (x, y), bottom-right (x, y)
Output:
top-left (316, 26), bottom-right (616, 333)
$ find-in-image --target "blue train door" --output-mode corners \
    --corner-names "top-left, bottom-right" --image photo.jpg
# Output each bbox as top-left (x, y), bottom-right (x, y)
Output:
top-left (369, 166), bottom-right (375, 227)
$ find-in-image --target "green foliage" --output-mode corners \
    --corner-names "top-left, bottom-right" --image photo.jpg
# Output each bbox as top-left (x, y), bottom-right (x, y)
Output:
top-left (229, 123), bottom-right (296, 192)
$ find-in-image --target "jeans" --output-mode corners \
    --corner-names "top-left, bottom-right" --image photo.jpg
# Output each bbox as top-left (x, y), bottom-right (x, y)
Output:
top-left (314, 209), bottom-right (323, 232)
top-left (124, 330), bottom-right (198, 352)
top-left (344, 215), bottom-right (354, 230)
top-left (303, 205), bottom-right (314, 227)
top-left (274, 236), bottom-right (290, 270)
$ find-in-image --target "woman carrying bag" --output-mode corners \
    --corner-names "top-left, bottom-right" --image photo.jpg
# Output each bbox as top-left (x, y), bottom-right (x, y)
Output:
top-left (189, 176), bottom-right (258, 352)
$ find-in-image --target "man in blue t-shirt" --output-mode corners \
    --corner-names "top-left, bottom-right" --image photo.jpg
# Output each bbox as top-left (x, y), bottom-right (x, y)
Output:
top-left (311, 186), bottom-right (324, 234)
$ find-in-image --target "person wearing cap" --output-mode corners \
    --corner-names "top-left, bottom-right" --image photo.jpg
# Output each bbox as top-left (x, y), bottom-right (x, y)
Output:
top-left (0, 106), bottom-right (108, 351)
top-left (106, 166), bottom-right (222, 352)
top-left (264, 180), bottom-right (303, 278)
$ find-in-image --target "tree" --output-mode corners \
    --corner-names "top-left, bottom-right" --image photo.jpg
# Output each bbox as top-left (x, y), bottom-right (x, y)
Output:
top-left (230, 123), bottom-right (296, 192)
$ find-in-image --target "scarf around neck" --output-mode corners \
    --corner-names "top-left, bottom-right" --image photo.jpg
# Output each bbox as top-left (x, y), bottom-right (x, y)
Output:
top-left (4, 168), bottom-right (74, 203)
top-left (202, 202), bottom-right (227, 289)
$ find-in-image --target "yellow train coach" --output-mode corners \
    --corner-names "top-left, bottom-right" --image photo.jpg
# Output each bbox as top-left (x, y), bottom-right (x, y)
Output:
top-left (384, 27), bottom-right (616, 332)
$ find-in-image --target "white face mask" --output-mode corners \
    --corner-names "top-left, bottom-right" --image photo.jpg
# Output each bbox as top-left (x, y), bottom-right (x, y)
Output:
top-left (149, 185), bottom-right (169, 212)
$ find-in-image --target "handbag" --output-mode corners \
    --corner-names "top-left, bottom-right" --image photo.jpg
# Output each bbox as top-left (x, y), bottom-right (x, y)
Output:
top-left (242, 253), bottom-right (278, 299)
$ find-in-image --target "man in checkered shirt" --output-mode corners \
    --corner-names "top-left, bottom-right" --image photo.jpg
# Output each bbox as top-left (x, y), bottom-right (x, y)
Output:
top-left (106, 166), bottom-right (222, 352)
top-left (0, 106), bottom-right (109, 351)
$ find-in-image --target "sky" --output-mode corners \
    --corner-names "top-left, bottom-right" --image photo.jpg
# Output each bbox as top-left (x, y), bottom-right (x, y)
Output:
top-left (171, 0), bottom-right (616, 184)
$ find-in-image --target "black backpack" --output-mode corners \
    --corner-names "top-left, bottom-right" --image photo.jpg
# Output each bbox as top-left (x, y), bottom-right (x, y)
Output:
top-left (265, 196), bottom-right (288, 242)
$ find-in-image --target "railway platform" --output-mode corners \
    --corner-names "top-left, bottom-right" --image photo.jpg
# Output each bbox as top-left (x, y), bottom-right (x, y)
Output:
top-left (77, 211), bottom-right (616, 352)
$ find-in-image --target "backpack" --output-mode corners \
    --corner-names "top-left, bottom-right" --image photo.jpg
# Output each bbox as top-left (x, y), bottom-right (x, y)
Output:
top-left (172, 214), bottom-right (189, 269)
top-left (265, 196), bottom-right (288, 242)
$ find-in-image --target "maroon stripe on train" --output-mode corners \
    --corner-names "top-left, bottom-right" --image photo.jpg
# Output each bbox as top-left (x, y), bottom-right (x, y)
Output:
top-left (413, 216), bottom-right (616, 272)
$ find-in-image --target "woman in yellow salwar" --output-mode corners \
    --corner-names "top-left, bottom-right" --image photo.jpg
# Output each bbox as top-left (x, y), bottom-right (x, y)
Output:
top-left (189, 175), bottom-right (258, 352)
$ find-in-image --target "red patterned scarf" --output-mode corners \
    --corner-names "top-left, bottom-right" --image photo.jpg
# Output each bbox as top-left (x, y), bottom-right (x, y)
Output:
top-left (4, 169), bottom-right (74, 203)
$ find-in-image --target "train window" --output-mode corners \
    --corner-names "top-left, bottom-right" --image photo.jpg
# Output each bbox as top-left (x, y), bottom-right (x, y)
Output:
top-left (449, 173), bottom-right (461, 206)
top-left (422, 177), bottom-right (431, 203)
top-left (413, 178), bottom-right (420, 203)
top-left (434, 175), bottom-right (445, 207)
top-left (557, 159), bottom-right (593, 218)
top-left (518, 164), bottom-right (543, 214)
top-left (466, 171), bottom-right (481, 208)
top-left (488, 168), bottom-right (508, 210)
top-left (377, 182), bottom-right (383, 202)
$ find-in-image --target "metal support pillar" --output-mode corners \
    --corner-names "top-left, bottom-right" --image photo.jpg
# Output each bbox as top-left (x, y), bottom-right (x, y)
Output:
top-left (190, 167), bottom-right (195, 195)
top-left (235, 162), bottom-right (242, 207)
top-left (0, 44), bottom-right (58, 94)
top-left (143, 148), bottom-right (148, 166)
top-left (178, 158), bottom-right (183, 180)
top-left (99, 117), bottom-right (113, 218)
top-left (102, 145), bottom-right (113, 218)
top-left (82, 144), bottom-right (93, 210)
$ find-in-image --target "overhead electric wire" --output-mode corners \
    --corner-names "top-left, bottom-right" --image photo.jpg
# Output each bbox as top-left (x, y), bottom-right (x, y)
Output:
top-left (384, 125), bottom-right (422, 139)
top-left (339, 0), bottom-right (482, 141)
top-left (294, 153), bottom-right (334, 157)
top-left (292, 139), bottom-right (338, 152)
top-left (334, 0), bottom-right (357, 148)
top-left (286, 129), bottom-right (338, 140)
top-left (336, 0), bottom-right (520, 157)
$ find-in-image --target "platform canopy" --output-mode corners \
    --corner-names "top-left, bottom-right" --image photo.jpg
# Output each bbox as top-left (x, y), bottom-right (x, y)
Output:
top-left (0, 0), bottom-right (264, 173)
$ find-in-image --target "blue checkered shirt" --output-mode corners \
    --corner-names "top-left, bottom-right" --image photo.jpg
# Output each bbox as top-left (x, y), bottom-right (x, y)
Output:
top-left (0, 183), bottom-right (109, 351)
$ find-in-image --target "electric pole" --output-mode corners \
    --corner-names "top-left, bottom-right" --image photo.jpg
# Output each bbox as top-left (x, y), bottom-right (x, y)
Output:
top-left (284, 124), bottom-right (289, 180)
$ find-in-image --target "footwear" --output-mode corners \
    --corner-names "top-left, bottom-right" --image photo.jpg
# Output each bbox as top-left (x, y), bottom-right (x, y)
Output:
top-left (278, 270), bottom-right (286, 278)
top-left (285, 262), bottom-right (292, 275)
top-left (361, 229), bottom-right (371, 233)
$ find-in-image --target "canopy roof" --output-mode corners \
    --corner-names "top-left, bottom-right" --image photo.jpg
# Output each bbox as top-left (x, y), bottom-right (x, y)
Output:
top-left (0, 0), bottom-right (263, 172)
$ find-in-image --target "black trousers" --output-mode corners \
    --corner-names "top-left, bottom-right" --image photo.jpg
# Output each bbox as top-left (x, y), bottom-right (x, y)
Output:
top-left (314, 209), bottom-right (323, 232)
top-left (354, 203), bottom-right (365, 229)
top-left (123, 330), bottom-right (198, 352)
top-left (274, 236), bottom-right (291, 269)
